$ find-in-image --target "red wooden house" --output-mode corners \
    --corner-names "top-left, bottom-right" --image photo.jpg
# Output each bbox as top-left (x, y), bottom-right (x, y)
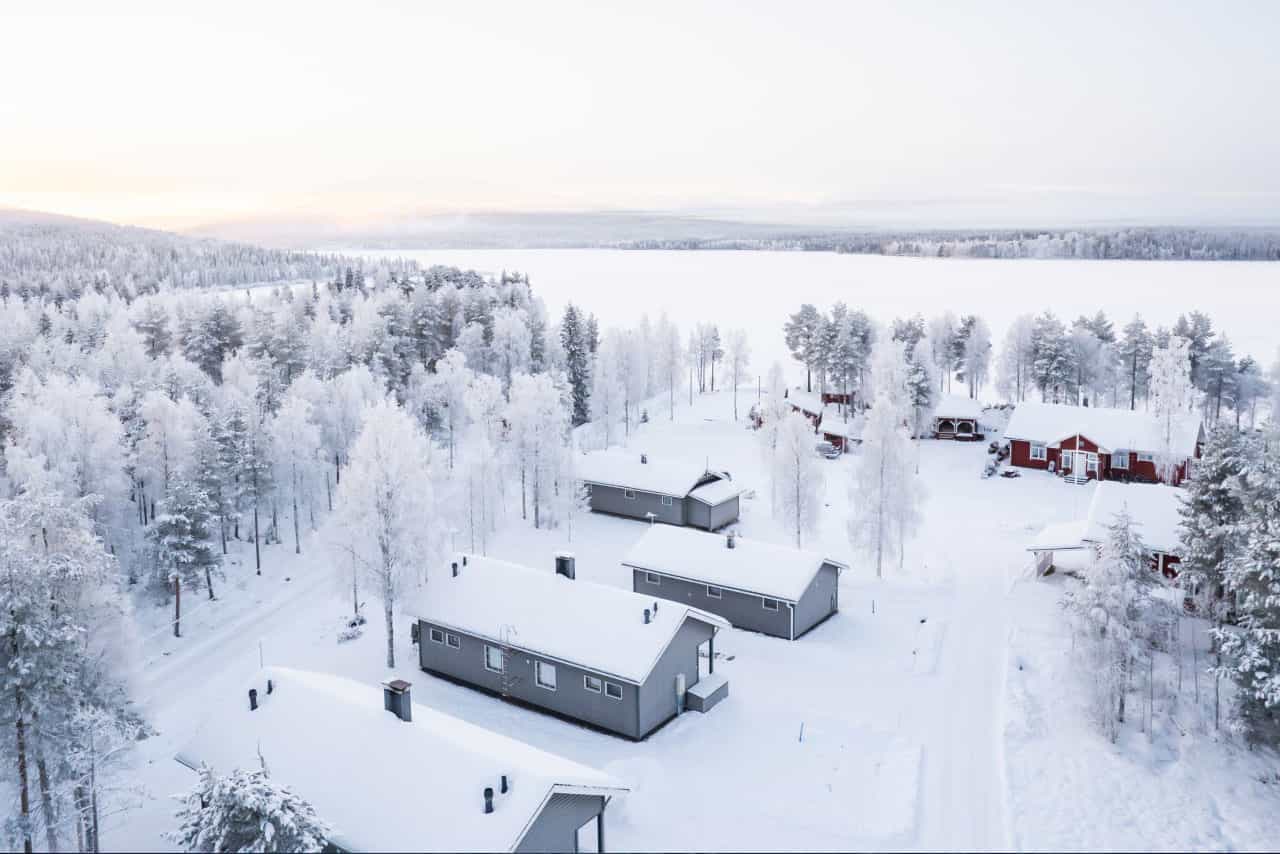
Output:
top-left (1003, 402), bottom-right (1203, 486)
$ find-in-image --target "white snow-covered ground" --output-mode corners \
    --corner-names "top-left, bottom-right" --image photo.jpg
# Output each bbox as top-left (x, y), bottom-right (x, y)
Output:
top-left (105, 390), bottom-right (1280, 852)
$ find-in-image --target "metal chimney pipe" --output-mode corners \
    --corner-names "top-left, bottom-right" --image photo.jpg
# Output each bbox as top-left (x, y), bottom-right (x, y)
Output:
top-left (644, 608), bottom-right (651, 624)
top-left (463, 556), bottom-right (468, 566)
top-left (452, 561), bottom-right (458, 577)
top-left (266, 679), bottom-right (274, 695)
top-left (500, 775), bottom-right (509, 794)
top-left (248, 688), bottom-right (258, 711)
top-left (484, 787), bottom-right (494, 814)
top-left (641, 453), bottom-right (647, 464)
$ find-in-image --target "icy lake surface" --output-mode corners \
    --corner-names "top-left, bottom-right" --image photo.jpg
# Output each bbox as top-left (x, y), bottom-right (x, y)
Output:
top-left (353, 249), bottom-right (1279, 373)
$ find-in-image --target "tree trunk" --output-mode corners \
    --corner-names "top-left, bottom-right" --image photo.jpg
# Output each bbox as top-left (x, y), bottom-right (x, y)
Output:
top-left (13, 660), bottom-right (32, 854)
top-left (292, 471), bottom-right (301, 555)
top-left (33, 722), bottom-right (61, 853)
top-left (384, 601), bottom-right (395, 669)
top-left (335, 451), bottom-right (341, 485)
top-left (253, 502), bottom-right (261, 574)
top-left (326, 471), bottom-right (333, 512)
top-left (205, 565), bottom-right (216, 600)
top-left (520, 466), bottom-right (527, 521)
top-left (173, 574), bottom-right (181, 638)
top-left (806, 366), bottom-right (811, 393)
top-left (219, 515), bottom-right (227, 555)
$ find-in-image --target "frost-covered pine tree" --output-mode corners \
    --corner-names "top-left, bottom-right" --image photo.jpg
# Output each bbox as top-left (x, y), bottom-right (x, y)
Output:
top-left (149, 476), bottom-right (220, 632)
top-left (171, 764), bottom-right (331, 854)
top-left (1067, 507), bottom-right (1157, 741)
top-left (337, 399), bottom-right (442, 668)
top-left (1178, 425), bottom-right (1247, 616)
top-left (1213, 440), bottom-right (1280, 746)
top-left (429, 348), bottom-right (473, 470)
top-left (772, 411), bottom-right (824, 548)
top-left (996, 314), bottom-right (1035, 403)
top-left (847, 390), bottom-right (923, 578)
top-left (1148, 337), bottom-right (1194, 482)
top-left (560, 304), bottom-right (592, 425)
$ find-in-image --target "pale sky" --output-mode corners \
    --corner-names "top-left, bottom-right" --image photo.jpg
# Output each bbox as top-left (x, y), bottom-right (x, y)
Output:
top-left (3, 1), bottom-right (1278, 229)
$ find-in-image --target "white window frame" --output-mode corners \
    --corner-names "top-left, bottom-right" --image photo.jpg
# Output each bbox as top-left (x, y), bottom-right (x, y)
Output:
top-left (483, 644), bottom-right (504, 674)
top-left (1137, 452), bottom-right (1154, 463)
top-left (583, 675), bottom-right (603, 694)
top-left (429, 627), bottom-right (445, 644)
top-left (1029, 442), bottom-right (1047, 462)
top-left (706, 585), bottom-right (722, 599)
top-left (535, 660), bottom-right (557, 691)
top-left (624, 488), bottom-right (637, 500)
top-left (661, 495), bottom-right (673, 507)
top-left (1111, 450), bottom-right (1129, 469)
top-left (446, 633), bottom-right (460, 649)
top-left (645, 572), bottom-right (661, 585)
top-left (604, 681), bottom-right (623, 700)
top-left (762, 597), bottom-right (780, 611)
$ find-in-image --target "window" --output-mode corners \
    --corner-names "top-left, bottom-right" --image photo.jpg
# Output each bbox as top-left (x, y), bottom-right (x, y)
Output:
top-left (1111, 450), bottom-right (1129, 470)
top-left (429, 628), bottom-right (445, 644)
top-left (661, 495), bottom-right (673, 506)
top-left (645, 572), bottom-right (661, 585)
top-left (624, 488), bottom-right (636, 500)
top-left (1137, 452), bottom-right (1154, 463)
top-left (762, 597), bottom-right (780, 611)
top-left (446, 633), bottom-right (460, 649)
top-left (584, 675), bottom-right (603, 693)
top-left (604, 682), bottom-right (623, 700)
top-left (1029, 443), bottom-right (1047, 462)
top-left (483, 645), bottom-right (504, 673)
top-left (706, 585), bottom-right (722, 599)
top-left (535, 661), bottom-right (557, 691)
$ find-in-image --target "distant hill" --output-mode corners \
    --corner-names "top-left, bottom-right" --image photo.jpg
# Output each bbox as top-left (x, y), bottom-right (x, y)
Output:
top-left (0, 208), bottom-right (418, 299)
top-left (187, 210), bottom-right (1280, 260)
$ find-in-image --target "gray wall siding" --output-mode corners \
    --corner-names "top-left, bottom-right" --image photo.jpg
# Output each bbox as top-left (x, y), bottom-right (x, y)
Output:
top-left (637, 618), bottom-right (715, 737)
top-left (587, 483), bottom-right (684, 525)
top-left (707, 496), bottom-right (740, 530)
top-left (418, 621), bottom-right (640, 739)
top-left (686, 499), bottom-right (710, 529)
top-left (516, 793), bottom-right (605, 854)
top-left (632, 569), bottom-right (794, 639)
top-left (793, 562), bottom-right (840, 637)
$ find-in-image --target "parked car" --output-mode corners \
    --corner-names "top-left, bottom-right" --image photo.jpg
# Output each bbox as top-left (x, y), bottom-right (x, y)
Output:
top-left (815, 441), bottom-right (841, 460)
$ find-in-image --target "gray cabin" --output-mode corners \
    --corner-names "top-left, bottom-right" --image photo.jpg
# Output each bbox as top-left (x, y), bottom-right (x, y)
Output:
top-left (577, 451), bottom-right (742, 530)
top-left (413, 554), bottom-right (729, 740)
top-left (174, 667), bottom-right (628, 853)
top-left (623, 525), bottom-right (847, 640)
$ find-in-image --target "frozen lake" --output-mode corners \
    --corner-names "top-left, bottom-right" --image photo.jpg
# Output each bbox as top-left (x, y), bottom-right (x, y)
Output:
top-left (352, 249), bottom-right (1279, 384)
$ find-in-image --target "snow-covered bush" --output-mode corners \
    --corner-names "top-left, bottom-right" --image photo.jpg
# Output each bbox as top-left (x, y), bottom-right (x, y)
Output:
top-left (171, 764), bottom-right (332, 853)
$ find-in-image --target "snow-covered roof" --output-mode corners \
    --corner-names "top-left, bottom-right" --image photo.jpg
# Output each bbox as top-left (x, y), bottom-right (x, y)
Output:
top-left (622, 525), bottom-right (846, 603)
top-left (688, 478), bottom-right (744, 506)
top-left (1027, 520), bottom-right (1089, 552)
top-left (175, 667), bottom-right (627, 853)
top-left (932, 394), bottom-right (983, 421)
top-left (820, 404), bottom-right (864, 440)
top-left (577, 450), bottom-right (726, 498)
top-left (787, 389), bottom-right (823, 415)
top-left (1084, 482), bottom-right (1185, 555)
top-left (410, 555), bottom-right (727, 684)
top-left (1003, 402), bottom-right (1201, 457)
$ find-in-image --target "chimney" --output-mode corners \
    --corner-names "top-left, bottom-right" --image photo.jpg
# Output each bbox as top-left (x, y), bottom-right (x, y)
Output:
top-left (382, 680), bottom-right (412, 722)
top-left (248, 688), bottom-right (258, 711)
top-left (554, 552), bottom-right (576, 580)
top-left (484, 787), bottom-right (494, 814)
top-left (266, 678), bottom-right (274, 695)
top-left (640, 453), bottom-right (648, 464)
top-left (653, 601), bottom-right (658, 614)
top-left (452, 561), bottom-right (459, 578)
top-left (644, 608), bottom-right (651, 625)
top-left (727, 532), bottom-right (736, 549)
top-left (463, 556), bottom-right (468, 566)
top-left (500, 775), bottom-right (509, 794)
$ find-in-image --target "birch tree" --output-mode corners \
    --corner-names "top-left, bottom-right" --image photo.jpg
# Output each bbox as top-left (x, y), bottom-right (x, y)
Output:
top-left (725, 329), bottom-right (751, 421)
top-left (1149, 338), bottom-right (1194, 482)
top-left (336, 400), bottom-right (441, 668)
top-left (847, 391), bottom-right (923, 577)
top-left (772, 411), bottom-right (824, 548)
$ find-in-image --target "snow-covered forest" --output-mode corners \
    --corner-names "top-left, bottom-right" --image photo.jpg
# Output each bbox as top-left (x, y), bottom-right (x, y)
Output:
top-left (2, 218), bottom-right (1279, 852)
top-left (617, 226), bottom-right (1280, 260)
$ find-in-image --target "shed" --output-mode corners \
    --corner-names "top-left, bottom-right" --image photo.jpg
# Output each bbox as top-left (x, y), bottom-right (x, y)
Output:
top-left (932, 394), bottom-right (984, 440)
top-left (577, 451), bottom-right (741, 530)
top-left (623, 525), bottom-right (847, 640)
